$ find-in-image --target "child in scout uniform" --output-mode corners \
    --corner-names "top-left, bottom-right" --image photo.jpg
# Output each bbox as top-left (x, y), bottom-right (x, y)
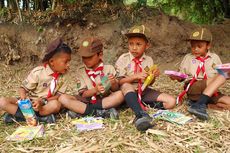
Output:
top-left (115, 25), bottom-right (176, 131)
top-left (0, 38), bottom-right (71, 123)
top-left (59, 37), bottom-right (124, 119)
top-left (171, 27), bottom-right (230, 120)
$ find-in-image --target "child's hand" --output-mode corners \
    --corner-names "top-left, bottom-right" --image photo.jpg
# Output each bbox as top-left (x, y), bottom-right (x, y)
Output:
top-left (96, 83), bottom-right (106, 94)
top-left (152, 68), bottom-right (160, 77)
top-left (32, 99), bottom-right (43, 111)
top-left (135, 72), bottom-right (148, 80)
top-left (20, 95), bottom-right (28, 100)
top-left (169, 75), bottom-right (184, 82)
top-left (108, 74), bottom-right (117, 85)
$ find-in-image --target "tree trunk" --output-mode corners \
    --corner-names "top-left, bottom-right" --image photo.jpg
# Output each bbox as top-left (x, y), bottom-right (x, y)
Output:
top-left (42, 0), bottom-right (49, 11)
top-left (52, 0), bottom-right (56, 10)
top-left (0, 0), bottom-right (4, 8)
top-left (222, 0), bottom-right (230, 18)
top-left (9, 0), bottom-right (17, 10)
top-left (15, 0), bottom-right (23, 22)
top-left (22, 0), bottom-right (29, 10)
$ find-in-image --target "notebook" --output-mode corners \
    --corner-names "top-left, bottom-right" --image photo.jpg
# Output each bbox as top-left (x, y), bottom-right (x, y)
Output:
top-left (6, 125), bottom-right (44, 142)
top-left (72, 117), bottom-right (104, 131)
top-left (152, 110), bottom-right (192, 125)
top-left (215, 63), bottom-right (230, 79)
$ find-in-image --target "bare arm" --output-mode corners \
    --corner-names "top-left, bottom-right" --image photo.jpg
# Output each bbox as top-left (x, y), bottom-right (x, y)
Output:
top-left (119, 72), bottom-right (148, 85)
top-left (82, 87), bottom-right (98, 98)
top-left (169, 76), bottom-right (185, 82)
top-left (119, 75), bottom-right (137, 85)
top-left (18, 87), bottom-right (28, 100)
top-left (47, 95), bottom-right (60, 101)
top-left (108, 74), bottom-right (119, 91)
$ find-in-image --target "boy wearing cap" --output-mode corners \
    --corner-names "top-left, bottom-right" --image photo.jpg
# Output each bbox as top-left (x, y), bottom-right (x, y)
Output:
top-left (0, 38), bottom-right (72, 124)
top-left (171, 27), bottom-right (230, 120)
top-left (59, 37), bottom-right (124, 119)
top-left (115, 25), bottom-right (176, 130)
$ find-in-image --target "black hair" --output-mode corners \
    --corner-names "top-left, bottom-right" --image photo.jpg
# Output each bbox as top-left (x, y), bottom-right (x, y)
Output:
top-left (42, 43), bottom-right (72, 63)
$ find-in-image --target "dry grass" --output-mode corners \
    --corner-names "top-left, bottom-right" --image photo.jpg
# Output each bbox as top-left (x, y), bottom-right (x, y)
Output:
top-left (0, 59), bottom-right (230, 153)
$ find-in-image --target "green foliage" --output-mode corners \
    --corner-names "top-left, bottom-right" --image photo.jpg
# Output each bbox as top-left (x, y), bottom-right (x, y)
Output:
top-left (37, 26), bottom-right (44, 33)
top-left (66, 0), bottom-right (77, 4)
top-left (124, 0), bottom-right (225, 24)
top-left (0, 7), bottom-right (8, 17)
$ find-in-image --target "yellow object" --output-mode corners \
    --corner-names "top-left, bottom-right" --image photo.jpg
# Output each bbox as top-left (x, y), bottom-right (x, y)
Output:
top-left (141, 64), bottom-right (158, 91)
top-left (6, 125), bottom-right (44, 142)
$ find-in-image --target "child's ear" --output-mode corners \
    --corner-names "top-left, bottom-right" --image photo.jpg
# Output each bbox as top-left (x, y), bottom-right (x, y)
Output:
top-left (146, 42), bottom-right (150, 49)
top-left (49, 58), bottom-right (54, 66)
top-left (207, 42), bottom-right (211, 50)
top-left (99, 52), bottom-right (103, 60)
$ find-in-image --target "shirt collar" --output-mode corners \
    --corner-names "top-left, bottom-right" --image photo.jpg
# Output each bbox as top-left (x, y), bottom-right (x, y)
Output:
top-left (45, 64), bottom-right (55, 75)
top-left (129, 52), bottom-right (146, 61)
top-left (192, 51), bottom-right (212, 59)
top-left (84, 62), bottom-right (104, 71)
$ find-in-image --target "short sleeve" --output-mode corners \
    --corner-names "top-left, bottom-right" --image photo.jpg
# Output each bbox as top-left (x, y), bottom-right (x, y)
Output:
top-left (213, 54), bottom-right (222, 65)
top-left (106, 65), bottom-right (117, 76)
top-left (21, 69), bottom-right (39, 91)
top-left (179, 55), bottom-right (189, 74)
top-left (115, 56), bottom-right (127, 78)
top-left (76, 73), bottom-right (87, 94)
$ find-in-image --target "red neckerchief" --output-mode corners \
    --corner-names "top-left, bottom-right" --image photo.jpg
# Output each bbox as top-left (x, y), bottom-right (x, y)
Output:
top-left (176, 56), bottom-right (210, 105)
top-left (132, 57), bottom-right (147, 110)
top-left (44, 64), bottom-right (60, 99)
top-left (85, 63), bottom-right (104, 104)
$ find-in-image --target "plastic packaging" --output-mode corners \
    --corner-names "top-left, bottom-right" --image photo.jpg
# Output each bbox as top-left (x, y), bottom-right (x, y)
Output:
top-left (18, 99), bottom-right (37, 126)
top-left (100, 75), bottom-right (111, 96)
top-left (141, 65), bottom-right (158, 91)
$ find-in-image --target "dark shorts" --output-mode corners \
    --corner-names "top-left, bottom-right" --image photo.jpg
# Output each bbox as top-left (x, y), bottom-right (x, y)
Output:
top-left (75, 95), bottom-right (103, 104)
top-left (141, 88), bottom-right (164, 109)
top-left (186, 80), bottom-right (224, 103)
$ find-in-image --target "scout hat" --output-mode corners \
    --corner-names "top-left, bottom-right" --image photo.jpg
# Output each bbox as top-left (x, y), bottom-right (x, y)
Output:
top-left (42, 38), bottom-right (63, 63)
top-left (187, 27), bottom-right (212, 42)
top-left (46, 38), bottom-right (63, 53)
top-left (78, 37), bottom-right (103, 57)
top-left (125, 25), bottom-right (150, 41)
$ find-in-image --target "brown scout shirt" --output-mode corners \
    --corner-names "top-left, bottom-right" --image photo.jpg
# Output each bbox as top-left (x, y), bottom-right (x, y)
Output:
top-left (115, 52), bottom-right (154, 88)
top-left (76, 64), bottom-right (116, 95)
top-left (179, 52), bottom-right (222, 80)
top-left (21, 65), bottom-right (68, 100)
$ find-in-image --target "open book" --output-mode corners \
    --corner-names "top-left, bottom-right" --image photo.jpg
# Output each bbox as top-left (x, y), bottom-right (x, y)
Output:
top-left (152, 110), bottom-right (192, 125)
top-left (215, 63), bottom-right (230, 79)
top-left (6, 125), bottom-right (44, 142)
top-left (72, 117), bottom-right (104, 131)
top-left (164, 70), bottom-right (188, 79)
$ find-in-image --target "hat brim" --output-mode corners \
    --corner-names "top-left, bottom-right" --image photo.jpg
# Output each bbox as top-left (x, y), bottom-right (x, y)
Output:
top-left (78, 49), bottom-right (97, 57)
top-left (185, 38), bottom-right (211, 42)
top-left (125, 33), bottom-right (148, 40)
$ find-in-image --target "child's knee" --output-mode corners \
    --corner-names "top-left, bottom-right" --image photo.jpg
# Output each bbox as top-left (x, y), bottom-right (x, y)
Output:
top-left (58, 94), bottom-right (70, 105)
top-left (120, 83), bottom-right (135, 94)
top-left (114, 90), bottom-right (125, 102)
top-left (0, 97), bottom-right (8, 109)
top-left (115, 90), bottom-right (124, 97)
top-left (51, 101), bottom-right (62, 113)
top-left (163, 96), bottom-right (176, 109)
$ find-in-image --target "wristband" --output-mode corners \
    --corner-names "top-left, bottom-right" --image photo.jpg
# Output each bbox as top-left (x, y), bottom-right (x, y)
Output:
top-left (42, 98), bottom-right (48, 105)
